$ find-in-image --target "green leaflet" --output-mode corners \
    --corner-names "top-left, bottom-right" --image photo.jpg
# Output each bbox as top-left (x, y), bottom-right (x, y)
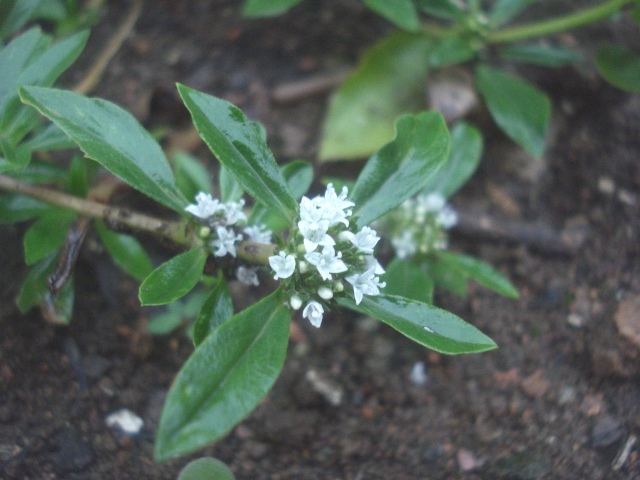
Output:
top-left (192, 275), bottom-right (234, 346)
top-left (95, 220), bottom-right (153, 282)
top-left (319, 32), bottom-right (432, 160)
top-left (338, 294), bottom-right (497, 354)
top-left (596, 44), bottom-right (640, 94)
top-left (139, 248), bottom-right (208, 306)
top-left (19, 86), bottom-right (188, 212)
top-left (351, 111), bottom-right (450, 227)
top-left (178, 84), bottom-right (298, 222)
top-left (475, 65), bottom-right (550, 158)
top-left (154, 290), bottom-right (290, 461)
top-left (361, 0), bottom-right (420, 32)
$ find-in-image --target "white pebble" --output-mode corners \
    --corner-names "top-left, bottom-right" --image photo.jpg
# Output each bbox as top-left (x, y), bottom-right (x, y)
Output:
top-left (105, 408), bottom-right (144, 435)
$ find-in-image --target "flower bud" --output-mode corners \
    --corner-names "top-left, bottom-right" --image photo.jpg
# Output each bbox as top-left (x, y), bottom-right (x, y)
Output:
top-left (290, 295), bottom-right (303, 310)
top-left (298, 261), bottom-right (308, 274)
top-left (297, 243), bottom-right (307, 254)
top-left (332, 280), bottom-right (344, 293)
top-left (198, 226), bottom-right (211, 238)
top-left (317, 286), bottom-right (333, 300)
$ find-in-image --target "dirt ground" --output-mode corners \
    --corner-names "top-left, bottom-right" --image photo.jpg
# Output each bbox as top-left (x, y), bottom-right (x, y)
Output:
top-left (1, 1), bottom-right (640, 479)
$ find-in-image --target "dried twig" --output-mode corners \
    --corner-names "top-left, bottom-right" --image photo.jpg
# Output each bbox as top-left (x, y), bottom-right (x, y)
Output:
top-left (271, 68), bottom-right (352, 104)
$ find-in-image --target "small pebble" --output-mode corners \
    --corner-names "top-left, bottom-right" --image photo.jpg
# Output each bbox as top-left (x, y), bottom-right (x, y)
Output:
top-left (305, 369), bottom-right (343, 407)
top-left (409, 361), bottom-right (428, 387)
top-left (592, 415), bottom-right (625, 447)
top-left (105, 409), bottom-right (144, 435)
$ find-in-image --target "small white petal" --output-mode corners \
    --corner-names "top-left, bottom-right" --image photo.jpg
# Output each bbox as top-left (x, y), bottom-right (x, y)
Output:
top-left (269, 251), bottom-right (296, 280)
top-left (303, 301), bottom-right (324, 328)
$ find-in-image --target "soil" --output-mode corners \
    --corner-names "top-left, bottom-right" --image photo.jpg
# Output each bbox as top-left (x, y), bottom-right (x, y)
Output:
top-left (2, 1), bottom-right (640, 479)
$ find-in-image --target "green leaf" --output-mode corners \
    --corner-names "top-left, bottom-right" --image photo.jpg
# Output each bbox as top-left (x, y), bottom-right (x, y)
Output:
top-left (154, 290), bottom-right (290, 461)
top-left (139, 248), bottom-right (207, 306)
top-left (19, 86), bottom-right (188, 212)
top-left (95, 220), bottom-right (153, 281)
top-left (437, 251), bottom-right (519, 298)
top-left (4, 160), bottom-right (67, 184)
top-left (361, 0), bottom-right (420, 32)
top-left (319, 32), bottom-right (432, 160)
top-left (350, 111), bottom-right (450, 227)
top-left (422, 121), bottom-right (482, 199)
top-left (193, 275), bottom-right (234, 346)
top-left (147, 303), bottom-right (185, 335)
top-left (384, 259), bottom-right (434, 304)
top-left (249, 160), bottom-right (313, 231)
top-left (67, 155), bottom-right (88, 197)
top-left (172, 150), bottom-right (213, 201)
top-left (425, 255), bottom-right (468, 296)
top-left (499, 43), bottom-right (583, 67)
top-left (0, 138), bottom-right (30, 171)
top-left (243, 0), bottom-right (303, 17)
top-left (0, 0), bottom-right (41, 41)
top-left (416, 0), bottom-right (466, 21)
top-left (219, 166), bottom-right (243, 202)
top-left (428, 36), bottom-right (476, 68)
top-left (338, 294), bottom-right (496, 354)
top-left (22, 123), bottom-right (76, 151)
top-left (23, 208), bottom-right (76, 265)
top-left (177, 457), bottom-right (235, 480)
top-left (595, 44), bottom-right (640, 94)
top-left (177, 84), bottom-right (298, 221)
top-left (488, 0), bottom-right (538, 27)
top-left (475, 65), bottom-right (550, 157)
top-left (0, 193), bottom-right (49, 223)
top-left (2, 30), bottom-right (89, 139)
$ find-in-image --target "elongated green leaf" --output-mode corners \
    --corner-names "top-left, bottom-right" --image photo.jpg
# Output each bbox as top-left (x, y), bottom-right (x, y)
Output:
top-left (362, 0), bottom-right (420, 32)
top-left (338, 294), bottom-right (496, 354)
top-left (425, 255), bottom-right (467, 296)
top-left (193, 275), bottom-right (234, 346)
top-left (219, 166), bottom-right (243, 202)
top-left (22, 123), bottom-right (76, 151)
top-left (0, 28), bottom-right (47, 108)
top-left (0, 193), bottom-right (50, 223)
top-left (19, 86), bottom-right (188, 212)
top-left (499, 43), bottom-right (583, 67)
top-left (23, 208), bottom-right (76, 265)
top-left (2, 30), bottom-right (89, 138)
top-left (249, 160), bottom-right (313, 231)
top-left (416, 0), bottom-right (466, 21)
top-left (4, 160), bottom-right (67, 184)
top-left (0, 0), bottom-right (41, 40)
top-left (319, 32), bottom-right (432, 160)
top-left (422, 121), bottom-right (482, 198)
top-left (596, 44), bottom-right (640, 94)
top-left (178, 84), bottom-right (297, 221)
top-left (0, 139), bottom-right (30, 171)
top-left (437, 251), bottom-right (519, 298)
top-left (154, 290), bottom-right (290, 461)
top-left (488, 0), bottom-right (538, 27)
top-left (95, 220), bottom-right (153, 281)
top-left (243, 0), bottom-right (303, 17)
top-left (139, 248), bottom-right (207, 306)
top-left (172, 150), bottom-right (213, 201)
top-left (428, 36), bottom-right (476, 68)
top-left (475, 65), bottom-right (550, 157)
top-left (384, 259), bottom-right (434, 304)
top-left (351, 111), bottom-right (450, 227)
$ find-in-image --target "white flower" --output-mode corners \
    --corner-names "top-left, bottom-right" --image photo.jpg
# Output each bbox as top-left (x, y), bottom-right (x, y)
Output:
top-left (222, 199), bottom-right (247, 225)
top-left (346, 267), bottom-right (386, 305)
top-left (364, 255), bottom-right (385, 275)
top-left (417, 193), bottom-right (445, 213)
top-left (392, 230), bottom-right (417, 260)
top-left (436, 206), bottom-right (458, 229)
top-left (317, 183), bottom-right (354, 227)
top-left (343, 226), bottom-right (380, 254)
top-left (269, 251), bottom-right (296, 280)
top-left (298, 196), bottom-right (335, 252)
top-left (304, 245), bottom-right (347, 281)
top-left (243, 224), bottom-right (272, 244)
top-left (185, 192), bottom-right (221, 219)
top-left (303, 300), bottom-right (324, 328)
top-left (236, 266), bottom-right (259, 286)
top-left (211, 226), bottom-right (242, 257)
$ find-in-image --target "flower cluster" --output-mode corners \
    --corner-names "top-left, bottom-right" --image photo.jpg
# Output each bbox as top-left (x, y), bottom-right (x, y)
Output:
top-left (386, 192), bottom-right (457, 259)
top-left (269, 184), bottom-right (385, 328)
top-left (184, 192), bottom-right (272, 285)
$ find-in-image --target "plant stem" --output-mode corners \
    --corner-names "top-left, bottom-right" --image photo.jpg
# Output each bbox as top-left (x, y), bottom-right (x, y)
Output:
top-left (0, 173), bottom-right (190, 246)
top-left (488, 0), bottom-right (632, 44)
top-left (0, 174), bottom-right (275, 266)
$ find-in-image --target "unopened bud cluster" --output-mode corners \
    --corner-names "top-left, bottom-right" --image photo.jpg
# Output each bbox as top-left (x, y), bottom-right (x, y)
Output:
top-left (269, 184), bottom-right (385, 328)
top-left (386, 193), bottom-right (457, 259)
top-left (185, 192), bottom-right (272, 285)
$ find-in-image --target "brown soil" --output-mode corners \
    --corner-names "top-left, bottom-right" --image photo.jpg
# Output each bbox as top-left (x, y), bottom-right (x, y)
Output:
top-left (1, 1), bottom-right (639, 479)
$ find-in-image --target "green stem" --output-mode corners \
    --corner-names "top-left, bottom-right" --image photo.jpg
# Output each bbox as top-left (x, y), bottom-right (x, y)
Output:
top-left (488, 0), bottom-right (632, 44)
